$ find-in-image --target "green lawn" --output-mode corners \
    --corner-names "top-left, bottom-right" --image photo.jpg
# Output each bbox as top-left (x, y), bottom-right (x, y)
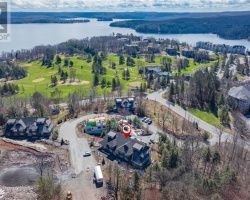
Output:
top-left (13, 53), bottom-right (220, 99)
top-left (180, 59), bottom-right (218, 75)
top-left (187, 108), bottom-right (232, 133)
top-left (188, 108), bottom-right (221, 127)
top-left (15, 54), bottom-right (154, 98)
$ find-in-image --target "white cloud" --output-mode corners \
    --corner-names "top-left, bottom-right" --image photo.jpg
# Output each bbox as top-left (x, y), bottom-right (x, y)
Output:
top-left (8, 0), bottom-right (250, 11)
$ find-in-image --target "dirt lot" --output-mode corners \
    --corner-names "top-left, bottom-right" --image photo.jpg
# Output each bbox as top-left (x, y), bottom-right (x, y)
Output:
top-left (0, 140), bottom-right (70, 200)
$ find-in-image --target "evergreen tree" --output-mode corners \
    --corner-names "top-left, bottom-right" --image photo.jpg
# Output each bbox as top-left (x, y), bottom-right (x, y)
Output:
top-left (107, 81), bottom-right (111, 88)
top-left (126, 69), bottom-right (130, 80)
top-left (112, 78), bottom-right (116, 91)
top-left (161, 148), bottom-right (170, 168)
top-left (122, 70), bottom-right (126, 80)
top-left (169, 147), bottom-right (179, 168)
top-left (64, 59), bottom-right (69, 66)
top-left (119, 54), bottom-right (125, 65)
top-left (93, 74), bottom-right (99, 86)
top-left (217, 94), bottom-right (225, 106)
top-left (101, 77), bottom-right (106, 88)
top-left (56, 55), bottom-right (62, 64)
top-left (168, 82), bottom-right (174, 101)
top-left (209, 91), bottom-right (216, 111)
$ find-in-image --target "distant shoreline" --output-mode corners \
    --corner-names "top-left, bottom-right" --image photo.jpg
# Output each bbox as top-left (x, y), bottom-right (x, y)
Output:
top-left (11, 19), bottom-right (90, 24)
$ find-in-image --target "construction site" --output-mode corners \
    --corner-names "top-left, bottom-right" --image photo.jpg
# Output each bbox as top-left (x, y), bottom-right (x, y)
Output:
top-left (0, 138), bottom-right (70, 199)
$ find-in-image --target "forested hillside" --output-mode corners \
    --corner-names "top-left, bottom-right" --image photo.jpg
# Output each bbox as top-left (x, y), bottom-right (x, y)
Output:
top-left (110, 14), bottom-right (250, 40)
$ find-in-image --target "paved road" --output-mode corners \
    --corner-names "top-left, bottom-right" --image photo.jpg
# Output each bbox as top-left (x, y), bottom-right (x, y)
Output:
top-left (147, 90), bottom-right (232, 145)
top-left (59, 114), bottom-right (107, 200)
top-left (59, 114), bottom-right (99, 174)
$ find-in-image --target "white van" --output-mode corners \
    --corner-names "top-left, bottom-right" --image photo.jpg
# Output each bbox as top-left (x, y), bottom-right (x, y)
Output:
top-left (94, 166), bottom-right (103, 185)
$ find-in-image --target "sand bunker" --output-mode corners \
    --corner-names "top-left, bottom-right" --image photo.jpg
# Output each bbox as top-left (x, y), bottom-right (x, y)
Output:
top-left (32, 78), bottom-right (45, 83)
top-left (129, 82), bottom-right (141, 87)
top-left (58, 80), bottom-right (90, 86)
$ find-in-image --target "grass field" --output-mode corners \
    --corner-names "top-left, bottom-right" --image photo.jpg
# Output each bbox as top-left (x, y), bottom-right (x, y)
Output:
top-left (14, 53), bottom-right (217, 99)
top-left (188, 108), bottom-right (232, 133)
top-left (180, 58), bottom-right (218, 75)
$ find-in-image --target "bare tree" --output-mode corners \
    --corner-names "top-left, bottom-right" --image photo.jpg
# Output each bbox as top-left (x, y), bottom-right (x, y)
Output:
top-left (215, 125), bottom-right (224, 148)
top-left (35, 155), bottom-right (49, 177)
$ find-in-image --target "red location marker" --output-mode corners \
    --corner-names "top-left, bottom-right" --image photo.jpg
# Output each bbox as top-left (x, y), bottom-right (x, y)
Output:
top-left (122, 124), bottom-right (132, 138)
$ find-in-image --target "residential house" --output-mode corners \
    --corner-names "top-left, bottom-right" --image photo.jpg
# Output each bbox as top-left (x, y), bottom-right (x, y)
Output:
top-left (166, 48), bottom-right (178, 56)
top-left (113, 97), bottom-right (137, 114)
top-left (84, 117), bottom-right (106, 135)
top-left (117, 38), bottom-right (130, 44)
top-left (228, 86), bottom-right (250, 114)
top-left (3, 117), bottom-right (53, 139)
top-left (158, 72), bottom-right (173, 79)
top-left (99, 131), bottom-right (151, 169)
top-left (124, 45), bottom-right (139, 54)
top-left (181, 49), bottom-right (195, 58)
top-left (145, 66), bottom-right (162, 75)
top-left (148, 45), bottom-right (161, 54)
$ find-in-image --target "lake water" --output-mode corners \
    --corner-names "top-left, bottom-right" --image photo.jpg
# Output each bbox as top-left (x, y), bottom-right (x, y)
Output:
top-left (1, 18), bottom-right (250, 53)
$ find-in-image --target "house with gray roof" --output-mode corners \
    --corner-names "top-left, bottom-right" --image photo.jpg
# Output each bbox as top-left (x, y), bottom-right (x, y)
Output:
top-left (99, 131), bottom-right (151, 169)
top-left (3, 117), bottom-right (54, 139)
top-left (145, 66), bottom-right (162, 74)
top-left (228, 86), bottom-right (250, 113)
top-left (113, 97), bottom-right (137, 114)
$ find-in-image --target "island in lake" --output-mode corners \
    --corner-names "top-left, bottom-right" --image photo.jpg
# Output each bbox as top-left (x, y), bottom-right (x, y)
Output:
top-left (97, 18), bottom-right (113, 21)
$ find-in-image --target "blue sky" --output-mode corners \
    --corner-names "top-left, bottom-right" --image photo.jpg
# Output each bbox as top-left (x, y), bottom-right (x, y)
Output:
top-left (9, 0), bottom-right (250, 12)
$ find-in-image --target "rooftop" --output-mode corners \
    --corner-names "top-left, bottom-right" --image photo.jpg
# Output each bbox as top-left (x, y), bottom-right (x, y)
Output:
top-left (228, 86), bottom-right (250, 101)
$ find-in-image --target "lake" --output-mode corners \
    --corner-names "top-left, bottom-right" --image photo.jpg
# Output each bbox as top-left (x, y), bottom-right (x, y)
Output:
top-left (1, 18), bottom-right (250, 53)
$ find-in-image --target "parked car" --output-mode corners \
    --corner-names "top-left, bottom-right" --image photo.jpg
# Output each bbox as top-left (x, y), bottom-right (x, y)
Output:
top-left (142, 117), bottom-right (147, 122)
top-left (148, 120), bottom-right (152, 125)
top-left (83, 151), bottom-right (91, 157)
top-left (150, 139), bottom-right (155, 144)
top-left (144, 118), bottom-right (150, 123)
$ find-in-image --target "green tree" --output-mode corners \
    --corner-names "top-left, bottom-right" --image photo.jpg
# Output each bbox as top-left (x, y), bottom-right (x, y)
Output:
top-left (101, 77), bottom-right (106, 88)
top-left (203, 131), bottom-right (210, 141)
top-left (64, 59), bottom-right (69, 66)
top-left (122, 70), bottom-right (126, 80)
top-left (55, 55), bottom-right (62, 64)
top-left (119, 54), bottom-right (125, 65)
top-left (107, 80), bottom-right (111, 88)
top-left (168, 82), bottom-right (174, 101)
top-left (169, 147), bottom-right (179, 168)
top-left (112, 78), bottom-right (116, 91)
top-left (126, 69), bottom-right (130, 80)
top-left (161, 148), bottom-right (170, 168)
top-left (209, 91), bottom-right (216, 111)
top-left (93, 74), bottom-right (99, 86)
top-left (217, 94), bottom-right (225, 106)
top-left (36, 174), bottom-right (62, 200)
top-left (219, 106), bottom-right (230, 126)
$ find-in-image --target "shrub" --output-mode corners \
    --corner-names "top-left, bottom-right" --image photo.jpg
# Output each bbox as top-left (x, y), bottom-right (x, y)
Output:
top-left (203, 131), bottom-right (210, 141)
